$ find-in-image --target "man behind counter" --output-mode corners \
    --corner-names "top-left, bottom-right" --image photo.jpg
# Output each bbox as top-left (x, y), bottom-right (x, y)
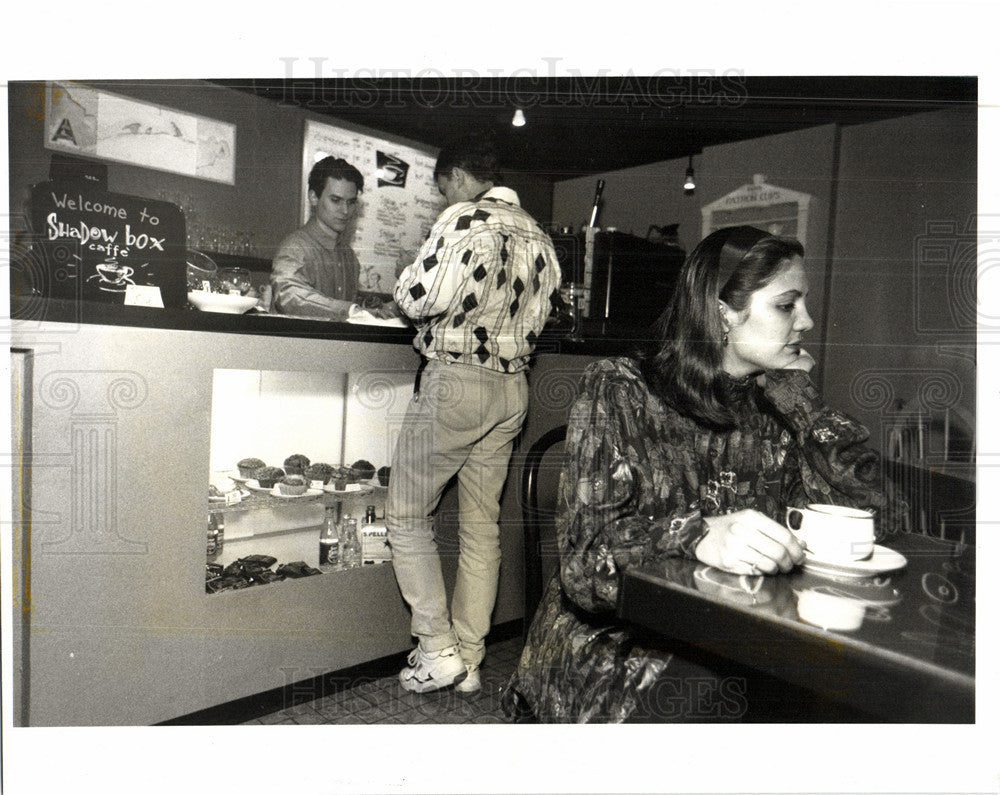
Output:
top-left (270, 156), bottom-right (397, 321)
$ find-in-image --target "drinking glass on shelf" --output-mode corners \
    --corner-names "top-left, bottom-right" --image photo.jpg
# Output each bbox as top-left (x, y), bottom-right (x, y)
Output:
top-left (186, 249), bottom-right (219, 292)
top-left (217, 267), bottom-right (253, 296)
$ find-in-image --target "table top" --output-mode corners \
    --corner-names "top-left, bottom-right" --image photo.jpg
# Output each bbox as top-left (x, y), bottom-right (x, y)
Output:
top-left (617, 532), bottom-right (975, 722)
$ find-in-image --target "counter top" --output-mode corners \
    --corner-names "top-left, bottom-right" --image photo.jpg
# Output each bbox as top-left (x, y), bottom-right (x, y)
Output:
top-left (11, 295), bottom-right (416, 343)
top-left (11, 295), bottom-right (658, 355)
top-left (618, 533), bottom-right (975, 722)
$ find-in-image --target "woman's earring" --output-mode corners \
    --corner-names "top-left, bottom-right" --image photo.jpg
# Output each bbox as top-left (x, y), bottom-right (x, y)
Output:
top-left (723, 332), bottom-right (729, 347)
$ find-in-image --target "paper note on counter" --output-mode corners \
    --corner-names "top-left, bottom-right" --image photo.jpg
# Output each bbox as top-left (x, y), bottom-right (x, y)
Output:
top-left (346, 304), bottom-right (408, 327)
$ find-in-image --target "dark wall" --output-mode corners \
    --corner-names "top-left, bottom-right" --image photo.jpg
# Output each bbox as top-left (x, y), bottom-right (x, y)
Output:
top-left (553, 124), bottom-right (838, 375)
top-left (7, 79), bottom-right (553, 264)
top-left (823, 108), bottom-right (977, 445)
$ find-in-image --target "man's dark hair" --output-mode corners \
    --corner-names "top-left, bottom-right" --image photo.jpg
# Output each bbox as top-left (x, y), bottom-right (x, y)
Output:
top-left (433, 132), bottom-right (502, 183)
top-left (308, 156), bottom-right (364, 196)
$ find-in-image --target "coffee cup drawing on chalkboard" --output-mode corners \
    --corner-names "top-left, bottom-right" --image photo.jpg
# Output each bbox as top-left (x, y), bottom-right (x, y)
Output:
top-left (29, 179), bottom-right (189, 307)
top-left (88, 258), bottom-right (135, 292)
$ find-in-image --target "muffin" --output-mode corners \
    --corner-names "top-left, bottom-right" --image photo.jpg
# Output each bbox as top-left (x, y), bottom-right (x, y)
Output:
top-left (350, 459), bottom-right (377, 481)
top-left (277, 474), bottom-right (309, 495)
top-left (237, 457), bottom-right (266, 479)
top-left (283, 454), bottom-right (311, 476)
top-left (344, 470), bottom-right (359, 484)
top-left (304, 462), bottom-right (334, 485)
top-left (377, 466), bottom-right (391, 487)
top-left (331, 465), bottom-right (353, 490)
top-left (255, 466), bottom-right (284, 488)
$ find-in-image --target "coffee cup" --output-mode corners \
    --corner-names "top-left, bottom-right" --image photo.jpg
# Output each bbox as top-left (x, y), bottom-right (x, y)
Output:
top-left (785, 503), bottom-right (875, 563)
top-left (96, 260), bottom-right (133, 284)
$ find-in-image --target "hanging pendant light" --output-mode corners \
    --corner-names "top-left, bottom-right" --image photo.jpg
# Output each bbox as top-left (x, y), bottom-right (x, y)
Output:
top-left (512, 108), bottom-right (526, 127)
top-left (683, 155), bottom-right (696, 192)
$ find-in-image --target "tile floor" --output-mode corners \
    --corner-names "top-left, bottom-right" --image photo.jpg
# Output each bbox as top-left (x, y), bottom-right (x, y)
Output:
top-left (241, 635), bottom-right (523, 725)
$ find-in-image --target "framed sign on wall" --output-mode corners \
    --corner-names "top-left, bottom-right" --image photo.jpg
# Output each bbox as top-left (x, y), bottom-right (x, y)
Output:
top-left (301, 119), bottom-right (445, 295)
top-left (701, 174), bottom-right (812, 248)
top-left (44, 81), bottom-right (236, 185)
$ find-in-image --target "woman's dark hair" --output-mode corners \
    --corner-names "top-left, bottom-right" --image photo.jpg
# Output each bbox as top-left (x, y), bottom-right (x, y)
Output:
top-left (639, 226), bottom-right (805, 428)
top-left (308, 156), bottom-right (365, 196)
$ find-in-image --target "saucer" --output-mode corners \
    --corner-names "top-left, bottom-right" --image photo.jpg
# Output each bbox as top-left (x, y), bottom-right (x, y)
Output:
top-left (801, 544), bottom-right (907, 578)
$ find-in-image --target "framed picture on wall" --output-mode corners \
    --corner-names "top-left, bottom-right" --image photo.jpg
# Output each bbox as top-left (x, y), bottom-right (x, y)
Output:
top-left (701, 174), bottom-right (811, 247)
top-left (44, 81), bottom-right (236, 185)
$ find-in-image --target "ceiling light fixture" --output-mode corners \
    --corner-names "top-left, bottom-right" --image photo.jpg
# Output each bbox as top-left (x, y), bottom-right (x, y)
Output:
top-left (683, 155), bottom-right (696, 193)
top-left (512, 108), bottom-right (526, 127)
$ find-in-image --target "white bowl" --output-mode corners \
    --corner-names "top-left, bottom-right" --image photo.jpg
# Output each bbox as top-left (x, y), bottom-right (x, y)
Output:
top-left (188, 291), bottom-right (258, 314)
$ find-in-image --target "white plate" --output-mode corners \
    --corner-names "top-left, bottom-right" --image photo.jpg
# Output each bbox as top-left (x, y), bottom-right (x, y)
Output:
top-left (801, 544), bottom-right (907, 578)
top-left (269, 486), bottom-right (324, 499)
top-left (244, 479), bottom-right (278, 493)
top-left (188, 291), bottom-right (258, 314)
top-left (322, 482), bottom-right (374, 494)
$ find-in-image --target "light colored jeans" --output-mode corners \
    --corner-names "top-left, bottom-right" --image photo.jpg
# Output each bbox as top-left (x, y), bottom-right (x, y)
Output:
top-left (386, 359), bottom-right (529, 666)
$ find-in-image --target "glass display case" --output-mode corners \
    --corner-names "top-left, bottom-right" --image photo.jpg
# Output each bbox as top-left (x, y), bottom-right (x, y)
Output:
top-left (203, 367), bottom-right (412, 593)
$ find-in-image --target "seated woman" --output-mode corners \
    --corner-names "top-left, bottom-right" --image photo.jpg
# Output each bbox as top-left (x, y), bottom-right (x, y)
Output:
top-left (503, 225), bottom-right (905, 723)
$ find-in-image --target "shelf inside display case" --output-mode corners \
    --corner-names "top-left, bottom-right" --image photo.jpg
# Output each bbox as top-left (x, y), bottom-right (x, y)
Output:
top-left (205, 484), bottom-right (391, 594)
top-left (203, 364), bottom-right (404, 594)
top-left (207, 482), bottom-right (385, 515)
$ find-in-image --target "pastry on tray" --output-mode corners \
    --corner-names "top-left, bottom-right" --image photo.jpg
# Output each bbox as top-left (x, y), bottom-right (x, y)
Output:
top-left (304, 462), bottom-right (334, 484)
top-left (277, 474), bottom-right (309, 495)
top-left (329, 465), bottom-right (356, 489)
top-left (255, 466), bottom-right (285, 488)
top-left (237, 457), bottom-right (266, 479)
top-left (350, 459), bottom-right (377, 481)
top-left (283, 454), bottom-right (310, 475)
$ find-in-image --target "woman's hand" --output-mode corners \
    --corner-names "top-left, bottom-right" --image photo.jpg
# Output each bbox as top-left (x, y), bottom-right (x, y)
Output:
top-left (694, 509), bottom-right (806, 576)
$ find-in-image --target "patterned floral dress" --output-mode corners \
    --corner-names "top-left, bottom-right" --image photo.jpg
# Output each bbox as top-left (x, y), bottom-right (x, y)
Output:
top-left (503, 357), bottom-right (903, 723)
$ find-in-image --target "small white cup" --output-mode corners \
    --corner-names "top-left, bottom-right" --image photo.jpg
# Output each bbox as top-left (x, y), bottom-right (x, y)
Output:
top-left (795, 589), bottom-right (866, 631)
top-left (786, 503), bottom-right (875, 563)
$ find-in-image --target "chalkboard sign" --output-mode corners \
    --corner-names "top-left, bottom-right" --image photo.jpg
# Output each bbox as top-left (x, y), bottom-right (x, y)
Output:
top-left (26, 179), bottom-right (187, 307)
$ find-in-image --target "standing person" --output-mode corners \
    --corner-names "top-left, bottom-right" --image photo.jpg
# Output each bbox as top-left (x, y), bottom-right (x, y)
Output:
top-left (271, 156), bottom-right (397, 321)
top-left (503, 225), bottom-right (906, 722)
top-left (387, 134), bottom-right (561, 694)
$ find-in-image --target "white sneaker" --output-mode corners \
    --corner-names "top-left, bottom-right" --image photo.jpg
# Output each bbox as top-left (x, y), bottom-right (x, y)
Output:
top-left (455, 663), bottom-right (481, 694)
top-left (399, 645), bottom-right (468, 693)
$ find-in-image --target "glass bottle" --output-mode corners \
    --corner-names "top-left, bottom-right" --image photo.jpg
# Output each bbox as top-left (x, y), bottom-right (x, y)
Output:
top-left (319, 507), bottom-right (340, 568)
top-left (207, 513), bottom-right (224, 560)
top-left (340, 515), bottom-right (361, 569)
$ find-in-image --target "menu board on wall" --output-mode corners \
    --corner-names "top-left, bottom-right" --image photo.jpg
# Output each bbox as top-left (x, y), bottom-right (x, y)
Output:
top-left (25, 178), bottom-right (187, 307)
top-left (302, 119), bottom-right (445, 296)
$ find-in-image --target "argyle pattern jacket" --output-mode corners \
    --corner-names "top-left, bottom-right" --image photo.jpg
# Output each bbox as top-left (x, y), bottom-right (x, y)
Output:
top-left (394, 187), bottom-right (561, 373)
